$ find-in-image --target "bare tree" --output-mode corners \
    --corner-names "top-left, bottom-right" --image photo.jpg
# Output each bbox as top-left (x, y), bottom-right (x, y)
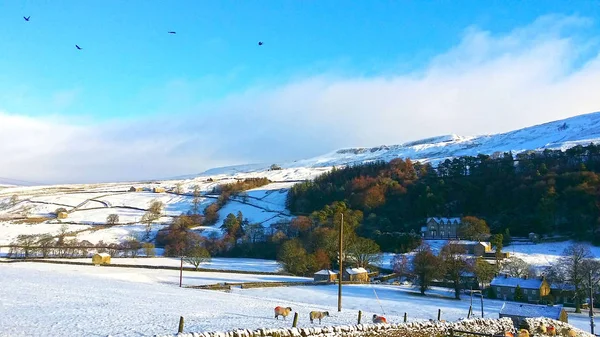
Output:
top-left (440, 243), bottom-right (471, 299)
top-left (9, 195), bottom-right (18, 206)
top-left (184, 246), bottom-right (211, 270)
top-left (106, 214), bottom-right (119, 225)
top-left (148, 200), bottom-right (164, 218)
top-left (391, 254), bottom-right (411, 280)
top-left (548, 243), bottom-right (594, 313)
top-left (346, 237), bottom-right (383, 268)
top-left (501, 257), bottom-right (532, 278)
top-left (191, 185), bottom-right (201, 216)
top-left (37, 234), bottom-right (55, 258)
top-left (174, 182), bottom-right (184, 194)
top-left (15, 235), bottom-right (37, 258)
top-left (411, 244), bottom-right (444, 295)
top-left (142, 242), bottom-right (156, 257)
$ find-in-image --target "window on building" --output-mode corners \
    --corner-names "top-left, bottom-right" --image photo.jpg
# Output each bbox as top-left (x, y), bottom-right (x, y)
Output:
top-left (511, 288), bottom-right (515, 293)
top-left (441, 231), bottom-right (444, 237)
top-left (497, 287), bottom-right (501, 293)
top-left (532, 290), bottom-right (536, 295)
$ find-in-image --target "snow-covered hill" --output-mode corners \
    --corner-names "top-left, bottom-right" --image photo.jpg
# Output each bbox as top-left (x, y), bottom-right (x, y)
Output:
top-left (199, 111), bottom-right (600, 176)
top-left (2, 112), bottom-right (600, 244)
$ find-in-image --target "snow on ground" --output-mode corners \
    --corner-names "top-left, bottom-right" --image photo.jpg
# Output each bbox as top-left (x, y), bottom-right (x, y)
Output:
top-left (216, 200), bottom-right (291, 229)
top-left (0, 262), bottom-right (593, 337)
top-left (29, 193), bottom-right (110, 207)
top-left (74, 224), bottom-right (167, 244)
top-left (44, 257), bottom-right (283, 273)
top-left (96, 192), bottom-right (193, 215)
top-left (505, 240), bottom-right (600, 268)
top-left (0, 222), bottom-right (91, 246)
top-left (66, 208), bottom-right (148, 224)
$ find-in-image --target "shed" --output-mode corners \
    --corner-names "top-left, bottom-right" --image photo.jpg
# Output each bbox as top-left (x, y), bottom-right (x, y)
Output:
top-left (153, 187), bottom-right (166, 193)
top-left (314, 269), bottom-right (338, 282)
top-left (343, 267), bottom-right (369, 282)
top-left (92, 253), bottom-right (111, 265)
top-left (499, 302), bottom-right (567, 328)
top-left (57, 212), bottom-right (68, 219)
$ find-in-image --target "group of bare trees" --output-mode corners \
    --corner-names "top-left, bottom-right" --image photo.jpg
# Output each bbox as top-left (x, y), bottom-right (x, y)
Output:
top-left (7, 223), bottom-right (156, 259)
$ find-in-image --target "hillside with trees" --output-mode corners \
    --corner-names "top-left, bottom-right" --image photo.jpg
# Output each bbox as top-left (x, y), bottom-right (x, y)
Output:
top-left (287, 144), bottom-right (600, 246)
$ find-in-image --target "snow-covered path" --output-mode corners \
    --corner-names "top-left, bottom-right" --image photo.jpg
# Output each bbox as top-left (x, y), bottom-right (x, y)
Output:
top-left (0, 263), bottom-right (594, 337)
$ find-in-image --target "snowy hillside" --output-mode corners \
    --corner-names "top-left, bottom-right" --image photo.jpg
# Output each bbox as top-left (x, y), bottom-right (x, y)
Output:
top-left (3, 112), bottom-right (600, 245)
top-left (200, 111), bottom-right (600, 176)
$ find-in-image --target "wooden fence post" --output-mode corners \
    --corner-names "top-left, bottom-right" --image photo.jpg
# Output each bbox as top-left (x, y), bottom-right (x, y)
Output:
top-left (468, 305), bottom-right (472, 318)
top-left (357, 310), bottom-right (362, 324)
top-left (178, 316), bottom-right (184, 333)
top-left (449, 328), bottom-right (454, 337)
top-left (403, 312), bottom-right (407, 323)
top-left (292, 312), bottom-right (299, 327)
top-left (437, 309), bottom-right (441, 321)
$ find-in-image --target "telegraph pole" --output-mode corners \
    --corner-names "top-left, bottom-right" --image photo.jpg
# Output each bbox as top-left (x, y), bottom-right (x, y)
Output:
top-left (590, 271), bottom-right (595, 334)
top-left (338, 213), bottom-right (344, 312)
top-left (180, 255), bottom-right (184, 288)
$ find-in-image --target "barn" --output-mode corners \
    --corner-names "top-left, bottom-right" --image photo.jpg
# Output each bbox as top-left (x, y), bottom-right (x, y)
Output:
top-left (57, 212), bottom-right (68, 219)
top-left (153, 187), bottom-right (166, 193)
top-left (314, 269), bottom-right (338, 282)
top-left (92, 253), bottom-right (111, 265)
top-left (343, 267), bottom-right (369, 282)
top-left (499, 302), bottom-right (568, 328)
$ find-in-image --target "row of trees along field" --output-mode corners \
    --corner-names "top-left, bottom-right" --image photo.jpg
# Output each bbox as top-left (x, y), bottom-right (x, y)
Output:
top-left (287, 144), bottom-right (600, 248)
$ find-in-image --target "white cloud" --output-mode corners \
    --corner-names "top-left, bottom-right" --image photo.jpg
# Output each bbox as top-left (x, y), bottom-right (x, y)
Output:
top-left (2, 15), bottom-right (600, 184)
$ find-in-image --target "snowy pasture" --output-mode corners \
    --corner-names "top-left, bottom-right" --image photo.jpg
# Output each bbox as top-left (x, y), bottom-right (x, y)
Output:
top-left (0, 262), bottom-right (595, 337)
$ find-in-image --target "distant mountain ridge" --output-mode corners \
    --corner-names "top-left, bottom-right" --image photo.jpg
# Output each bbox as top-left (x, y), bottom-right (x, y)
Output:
top-left (199, 111), bottom-right (600, 176)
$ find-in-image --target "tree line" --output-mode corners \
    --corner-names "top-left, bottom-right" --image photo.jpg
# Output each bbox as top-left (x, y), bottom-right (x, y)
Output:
top-left (287, 144), bottom-right (600, 247)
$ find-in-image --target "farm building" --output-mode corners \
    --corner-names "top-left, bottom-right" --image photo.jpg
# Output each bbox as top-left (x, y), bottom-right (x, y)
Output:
top-left (129, 186), bottom-right (144, 192)
top-left (153, 187), bottom-right (166, 193)
top-left (92, 253), bottom-right (111, 265)
top-left (499, 302), bottom-right (567, 328)
top-left (421, 217), bottom-right (461, 239)
top-left (343, 267), bottom-right (369, 282)
top-left (449, 240), bottom-right (492, 257)
top-left (314, 269), bottom-right (338, 282)
top-left (490, 275), bottom-right (551, 302)
top-left (57, 212), bottom-right (68, 219)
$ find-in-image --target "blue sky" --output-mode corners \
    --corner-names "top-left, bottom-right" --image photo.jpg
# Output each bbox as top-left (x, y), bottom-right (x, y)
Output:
top-left (1, 2), bottom-right (600, 183)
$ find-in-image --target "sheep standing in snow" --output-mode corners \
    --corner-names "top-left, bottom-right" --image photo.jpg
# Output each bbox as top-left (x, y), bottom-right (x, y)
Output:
top-left (372, 314), bottom-right (387, 324)
top-left (274, 306), bottom-right (293, 320)
top-left (309, 311), bottom-right (329, 324)
top-left (517, 329), bottom-right (530, 337)
top-left (560, 327), bottom-right (576, 337)
top-left (538, 323), bottom-right (547, 334)
top-left (547, 325), bottom-right (556, 336)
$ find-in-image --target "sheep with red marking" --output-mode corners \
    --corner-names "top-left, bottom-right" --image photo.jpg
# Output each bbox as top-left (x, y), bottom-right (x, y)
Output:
top-left (372, 314), bottom-right (387, 324)
top-left (274, 306), bottom-right (293, 320)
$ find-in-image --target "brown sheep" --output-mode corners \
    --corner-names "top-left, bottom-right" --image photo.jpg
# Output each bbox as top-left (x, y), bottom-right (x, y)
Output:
top-left (309, 311), bottom-right (329, 324)
top-left (274, 306), bottom-right (293, 320)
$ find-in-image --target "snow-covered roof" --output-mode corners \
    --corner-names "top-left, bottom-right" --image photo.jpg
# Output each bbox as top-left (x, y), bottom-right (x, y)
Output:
top-left (95, 253), bottom-right (110, 258)
top-left (346, 267), bottom-right (368, 275)
top-left (314, 269), bottom-right (338, 275)
top-left (499, 302), bottom-right (563, 319)
top-left (427, 217), bottom-right (461, 224)
top-left (490, 276), bottom-right (544, 289)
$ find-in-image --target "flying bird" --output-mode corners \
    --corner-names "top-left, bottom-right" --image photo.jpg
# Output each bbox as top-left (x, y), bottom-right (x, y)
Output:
top-left (258, 41), bottom-right (263, 46)
top-left (23, 16), bottom-right (30, 21)
top-left (168, 31), bottom-right (176, 34)
top-left (75, 45), bottom-right (82, 50)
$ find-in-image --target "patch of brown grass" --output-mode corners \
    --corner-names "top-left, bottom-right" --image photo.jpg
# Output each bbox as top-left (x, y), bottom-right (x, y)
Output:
top-left (11, 217), bottom-right (49, 224)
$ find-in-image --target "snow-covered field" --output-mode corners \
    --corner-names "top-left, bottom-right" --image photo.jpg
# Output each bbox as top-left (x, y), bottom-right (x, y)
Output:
top-left (0, 262), bottom-right (594, 337)
top-left (41, 257), bottom-right (284, 273)
top-left (505, 240), bottom-right (600, 268)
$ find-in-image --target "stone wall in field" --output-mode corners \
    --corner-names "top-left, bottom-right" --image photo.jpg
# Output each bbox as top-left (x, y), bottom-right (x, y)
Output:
top-left (160, 317), bottom-right (515, 337)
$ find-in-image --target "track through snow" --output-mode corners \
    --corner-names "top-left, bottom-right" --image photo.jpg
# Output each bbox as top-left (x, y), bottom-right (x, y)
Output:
top-left (0, 263), bottom-right (595, 337)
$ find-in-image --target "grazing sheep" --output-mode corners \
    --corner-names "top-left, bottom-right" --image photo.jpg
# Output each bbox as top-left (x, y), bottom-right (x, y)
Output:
top-left (309, 311), bottom-right (329, 324)
top-left (274, 306), bottom-right (293, 320)
top-left (504, 332), bottom-right (514, 337)
top-left (372, 314), bottom-right (387, 324)
top-left (517, 329), bottom-right (530, 337)
top-left (560, 328), bottom-right (576, 337)
top-left (538, 323), bottom-right (547, 334)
